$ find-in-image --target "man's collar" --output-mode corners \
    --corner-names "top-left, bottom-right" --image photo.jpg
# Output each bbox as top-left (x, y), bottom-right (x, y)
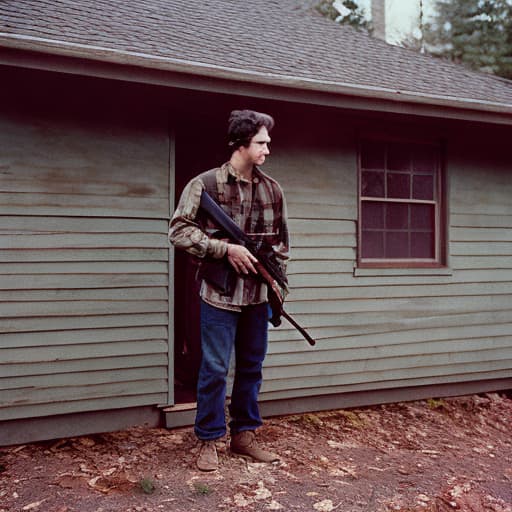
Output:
top-left (224, 162), bottom-right (262, 184)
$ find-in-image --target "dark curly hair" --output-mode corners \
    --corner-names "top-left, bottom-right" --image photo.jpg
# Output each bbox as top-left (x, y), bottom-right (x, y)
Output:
top-left (227, 110), bottom-right (274, 152)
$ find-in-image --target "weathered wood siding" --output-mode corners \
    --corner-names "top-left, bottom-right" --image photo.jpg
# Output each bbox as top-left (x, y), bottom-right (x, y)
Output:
top-left (261, 124), bottom-right (512, 401)
top-left (0, 106), bottom-right (171, 421)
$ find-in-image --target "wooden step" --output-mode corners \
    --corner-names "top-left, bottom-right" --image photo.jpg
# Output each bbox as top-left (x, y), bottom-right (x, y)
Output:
top-left (162, 402), bottom-right (196, 429)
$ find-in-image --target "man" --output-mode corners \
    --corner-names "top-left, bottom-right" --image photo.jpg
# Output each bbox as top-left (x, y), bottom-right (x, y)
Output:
top-left (169, 109), bottom-right (289, 471)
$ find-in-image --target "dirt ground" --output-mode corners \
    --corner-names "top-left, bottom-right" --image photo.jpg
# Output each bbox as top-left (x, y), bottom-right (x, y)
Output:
top-left (1, 392), bottom-right (511, 512)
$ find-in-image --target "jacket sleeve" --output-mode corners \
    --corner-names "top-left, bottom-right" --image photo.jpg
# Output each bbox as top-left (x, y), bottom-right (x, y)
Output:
top-left (168, 177), bottom-right (228, 259)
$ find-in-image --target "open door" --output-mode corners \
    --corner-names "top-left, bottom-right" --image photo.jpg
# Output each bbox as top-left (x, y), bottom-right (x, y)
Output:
top-left (173, 115), bottom-right (228, 403)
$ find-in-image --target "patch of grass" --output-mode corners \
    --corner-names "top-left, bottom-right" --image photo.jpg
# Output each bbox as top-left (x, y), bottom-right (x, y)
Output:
top-left (339, 410), bottom-right (366, 428)
top-left (139, 476), bottom-right (156, 495)
top-left (301, 413), bottom-right (325, 427)
top-left (194, 482), bottom-right (212, 495)
top-left (287, 413), bottom-right (325, 428)
top-left (427, 398), bottom-right (447, 410)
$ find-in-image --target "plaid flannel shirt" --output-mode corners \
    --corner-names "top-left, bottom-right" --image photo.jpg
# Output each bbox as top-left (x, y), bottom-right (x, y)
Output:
top-left (169, 162), bottom-right (289, 311)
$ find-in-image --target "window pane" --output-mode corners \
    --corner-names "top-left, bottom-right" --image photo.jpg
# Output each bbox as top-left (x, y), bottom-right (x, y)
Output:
top-left (413, 175), bottom-right (434, 200)
top-left (412, 144), bottom-right (437, 173)
top-left (362, 231), bottom-right (384, 258)
top-left (411, 232), bottom-right (435, 258)
top-left (386, 203), bottom-right (408, 229)
top-left (386, 232), bottom-right (409, 258)
top-left (362, 202), bottom-right (384, 229)
top-left (411, 204), bottom-right (434, 230)
top-left (358, 139), bottom-right (441, 265)
top-left (387, 143), bottom-right (410, 171)
top-left (387, 172), bottom-right (410, 199)
top-left (361, 140), bottom-right (385, 169)
top-left (362, 171), bottom-right (385, 197)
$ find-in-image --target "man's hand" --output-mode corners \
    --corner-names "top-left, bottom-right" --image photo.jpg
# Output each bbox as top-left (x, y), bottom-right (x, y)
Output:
top-left (227, 243), bottom-right (258, 275)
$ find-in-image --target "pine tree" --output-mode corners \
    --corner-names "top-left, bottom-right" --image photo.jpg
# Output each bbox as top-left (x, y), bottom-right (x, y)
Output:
top-left (315, 0), bottom-right (371, 32)
top-left (501, 2), bottom-right (512, 78)
top-left (423, 0), bottom-right (512, 78)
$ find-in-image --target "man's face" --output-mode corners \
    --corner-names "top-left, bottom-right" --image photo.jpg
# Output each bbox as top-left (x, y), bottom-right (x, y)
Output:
top-left (241, 126), bottom-right (271, 166)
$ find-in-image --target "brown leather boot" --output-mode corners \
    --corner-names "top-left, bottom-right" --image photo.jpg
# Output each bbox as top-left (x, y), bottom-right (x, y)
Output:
top-left (196, 440), bottom-right (218, 471)
top-left (230, 431), bottom-right (279, 463)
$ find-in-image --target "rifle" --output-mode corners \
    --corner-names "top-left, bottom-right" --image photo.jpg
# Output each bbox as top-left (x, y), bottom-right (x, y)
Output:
top-left (199, 189), bottom-right (315, 347)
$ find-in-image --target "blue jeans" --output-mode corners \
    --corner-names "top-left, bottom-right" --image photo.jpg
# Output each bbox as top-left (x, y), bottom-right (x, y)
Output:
top-left (194, 300), bottom-right (269, 441)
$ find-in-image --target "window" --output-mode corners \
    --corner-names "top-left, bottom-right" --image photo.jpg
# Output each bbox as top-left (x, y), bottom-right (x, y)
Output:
top-left (358, 137), bottom-right (444, 267)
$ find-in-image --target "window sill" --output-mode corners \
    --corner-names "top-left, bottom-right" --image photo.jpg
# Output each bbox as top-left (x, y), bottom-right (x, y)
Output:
top-left (353, 266), bottom-right (453, 278)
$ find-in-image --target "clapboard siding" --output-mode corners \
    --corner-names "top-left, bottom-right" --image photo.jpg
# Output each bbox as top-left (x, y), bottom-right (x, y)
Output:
top-left (451, 256), bottom-right (512, 269)
top-left (284, 294), bottom-right (512, 316)
top-left (1, 394), bottom-right (168, 422)
top-left (288, 282), bottom-right (512, 300)
top-left (0, 103), bottom-right (171, 421)
top-left (3, 340), bottom-right (168, 363)
top-left (289, 270), bottom-right (507, 286)
top-left (0, 248), bottom-right (168, 262)
top-left (451, 214), bottom-right (512, 228)
top-left (270, 308), bottom-right (512, 340)
top-left (0, 216), bottom-right (168, 233)
top-left (264, 359), bottom-right (512, 393)
top-left (0, 108), bottom-right (169, 218)
top-left (1, 233), bottom-right (166, 249)
top-left (452, 242), bottom-right (512, 256)
top-left (261, 369), bottom-right (512, 401)
top-left (451, 227), bottom-right (512, 241)
top-left (1, 300), bottom-right (168, 318)
top-left (0, 273), bottom-right (168, 290)
top-left (266, 334), bottom-right (512, 367)
top-left (0, 195), bottom-right (169, 217)
top-left (259, 127), bottom-right (512, 400)
top-left (1, 366), bottom-right (168, 390)
top-left (3, 354), bottom-right (167, 379)
top-left (264, 347), bottom-right (512, 381)
top-left (2, 379), bottom-right (168, 408)
top-left (0, 262), bottom-right (168, 274)
top-left (0, 313), bottom-right (168, 333)
top-left (268, 311), bottom-right (511, 352)
top-left (2, 326), bottom-right (168, 349)
top-left (0, 288), bottom-right (168, 301)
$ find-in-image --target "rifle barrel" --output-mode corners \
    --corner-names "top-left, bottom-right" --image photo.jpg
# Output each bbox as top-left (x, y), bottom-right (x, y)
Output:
top-left (280, 309), bottom-right (316, 346)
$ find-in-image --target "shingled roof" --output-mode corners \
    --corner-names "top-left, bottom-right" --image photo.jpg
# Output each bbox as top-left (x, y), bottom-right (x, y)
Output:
top-left (1, 0), bottom-right (512, 116)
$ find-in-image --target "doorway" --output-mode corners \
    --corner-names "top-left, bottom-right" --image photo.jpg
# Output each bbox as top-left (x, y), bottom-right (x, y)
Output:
top-left (173, 114), bottom-right (229, 404)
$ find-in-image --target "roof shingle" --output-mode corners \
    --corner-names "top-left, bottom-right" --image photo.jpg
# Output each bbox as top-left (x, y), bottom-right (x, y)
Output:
top-left (1, 0), bottom-right (512, 112)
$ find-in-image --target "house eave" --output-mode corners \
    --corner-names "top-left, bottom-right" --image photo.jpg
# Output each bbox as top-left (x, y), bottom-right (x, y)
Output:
top-left (1, 33), bottom-right (512, 125)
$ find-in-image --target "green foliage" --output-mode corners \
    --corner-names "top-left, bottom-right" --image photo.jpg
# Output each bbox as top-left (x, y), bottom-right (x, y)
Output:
top-left (194, 482), bottom-right (213, 495)
top-left (426, 398), bottom-right (447, 410)
top-left (422, 0), bottom-right (512, 78)
top-left (339, 409), bottom-right (367, 428)
top-left (139, 476), bottom-right (156, 495)
top-left (316, 0), bottom-right (371, 32)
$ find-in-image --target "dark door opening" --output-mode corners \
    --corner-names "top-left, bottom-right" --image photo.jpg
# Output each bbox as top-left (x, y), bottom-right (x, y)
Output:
top-left (173, 114), bottom-right (229, 404)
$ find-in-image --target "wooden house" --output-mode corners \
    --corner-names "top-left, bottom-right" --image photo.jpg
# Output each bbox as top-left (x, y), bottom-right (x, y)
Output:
top-left (1, 0), bottom-right (511, 445)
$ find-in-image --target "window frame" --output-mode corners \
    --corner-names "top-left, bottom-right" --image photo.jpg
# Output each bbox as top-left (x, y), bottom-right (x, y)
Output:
top-left (357, 135), bottom-right (446, 269)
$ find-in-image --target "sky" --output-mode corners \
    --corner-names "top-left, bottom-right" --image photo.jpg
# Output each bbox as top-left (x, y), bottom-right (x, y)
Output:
top-left (356, 0), bottom-right (436, 44)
